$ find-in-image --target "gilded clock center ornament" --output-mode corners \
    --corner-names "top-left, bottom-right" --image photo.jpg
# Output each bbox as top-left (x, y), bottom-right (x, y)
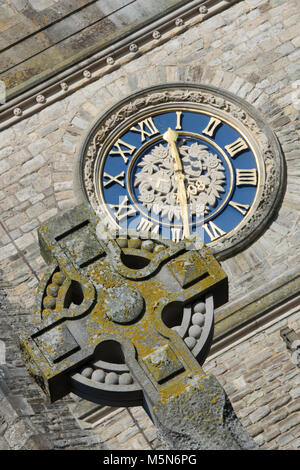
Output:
top-left (134, 138), bottom-right (226, 220)
top-left (78, 84), bottom-right (284, 259)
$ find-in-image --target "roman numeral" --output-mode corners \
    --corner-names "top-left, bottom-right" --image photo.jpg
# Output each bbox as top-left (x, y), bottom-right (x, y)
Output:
top-left (229, 200), bottom-right (250, 215)
top-left (109, 139), bottom-right (136, 164)
top-left (225, 137), bottom-right (248, 157)
top-left (236, 169), bottom-right (257, 186)
top-left (202, 221), bottom-right (226, 241)
top-left (136, 217), bottom-right (159, 234)
top-left (202, 117), bottom-right (222, 137)
top-left (176, 111), bottom-right (182, 130)
top-left (171, 227), bottom-right (183, 243)
top-left (130, 117), bottom-right (159, 142)
top-left (103, 171), bottom-right (125, 188)
top-left (110, 196), bottom-right (136, 222)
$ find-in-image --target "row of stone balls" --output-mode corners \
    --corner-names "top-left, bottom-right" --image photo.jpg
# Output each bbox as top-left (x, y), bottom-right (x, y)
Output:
top-left (80, 366), bottom-right (134, 385)
top-left (116, 237), bottom-right (164, 254)
top-left (43, 271), bottom-right (66, 310)
top-left (172, 301), bottom-right (206, 350)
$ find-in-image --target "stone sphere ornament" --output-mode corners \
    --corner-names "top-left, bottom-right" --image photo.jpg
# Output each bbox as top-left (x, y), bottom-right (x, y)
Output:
top-left (83, 70), bottom-right (91, 79)
top-left (13, 107), bottom-right (22, 116)
top-left (36, 94), bottom-right (46, 103)
top-left (81, 367), bottom-right (93, 378)
top-left (152, 30), bottom-right (161, 39)
top-left (60, 82), bottom-right (69, 91)
top-left (119, 373), bottom-right (133, 385)
top-left (199, 6), bottom-right (208, 14)
top-left (104, 285), bottom-right (144, 324)
top-left (91, 369), bottom-right (105, 382)
top-left (129, 43), bottom-right (138, 53)
top-left (175, 18), bottom-right (184, 26)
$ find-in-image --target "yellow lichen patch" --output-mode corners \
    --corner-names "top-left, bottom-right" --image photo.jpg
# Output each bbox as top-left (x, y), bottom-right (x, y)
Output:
top-left (159, 372), bottom-right (196, 404)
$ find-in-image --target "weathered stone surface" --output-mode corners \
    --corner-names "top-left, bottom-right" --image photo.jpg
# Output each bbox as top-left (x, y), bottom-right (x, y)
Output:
top-left (155, 373), bottom-right (257, 450)
top-left (279, 413), bottom-right (300, 433)
top-left (0, 0), bottom-right (186, 98)
top-left (0, 0), bottom-right (299, 450)
top-left (19, 204), bottom-right (256, 450)
top-left (249, 405), bottom-right (271, 424)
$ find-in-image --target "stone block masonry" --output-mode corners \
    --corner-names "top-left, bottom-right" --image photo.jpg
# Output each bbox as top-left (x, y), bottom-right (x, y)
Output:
top-left (0, 0), bottom-right (299, 450)
top-left (203, 308), bottom-right (300, 450)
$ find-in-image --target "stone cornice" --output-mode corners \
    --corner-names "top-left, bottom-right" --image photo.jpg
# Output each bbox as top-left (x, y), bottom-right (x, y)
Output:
top-left (212, 265), bottom-right (300, 351)
top-left (0, 0), bottom-right (240, 131)
top-left (209, 292), bottom-right (300, 359)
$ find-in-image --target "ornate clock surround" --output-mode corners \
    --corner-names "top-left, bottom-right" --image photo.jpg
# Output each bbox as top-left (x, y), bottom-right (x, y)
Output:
top-left (76, 83), bottom-right (285, 260)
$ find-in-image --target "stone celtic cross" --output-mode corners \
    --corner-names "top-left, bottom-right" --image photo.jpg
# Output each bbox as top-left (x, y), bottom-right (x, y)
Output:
top-left (20, 204), bottom-right (257, 450)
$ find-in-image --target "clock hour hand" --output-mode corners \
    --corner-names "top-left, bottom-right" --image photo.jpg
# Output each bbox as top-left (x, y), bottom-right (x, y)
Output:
top-left (163, 128), bottom-right (190, 240)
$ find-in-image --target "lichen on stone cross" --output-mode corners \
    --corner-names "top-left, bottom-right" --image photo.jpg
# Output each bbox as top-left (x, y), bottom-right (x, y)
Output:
top-left (19, 204), bottom-right (257, 450)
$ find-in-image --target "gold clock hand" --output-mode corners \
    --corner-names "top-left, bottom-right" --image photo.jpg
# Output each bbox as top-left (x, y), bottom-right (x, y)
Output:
top-left (163, 128), bottom-right (190, 240)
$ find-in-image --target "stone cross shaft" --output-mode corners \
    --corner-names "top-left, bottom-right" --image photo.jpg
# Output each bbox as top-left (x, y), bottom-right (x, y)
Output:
top-left (20, 204), bottom-right (257, 450)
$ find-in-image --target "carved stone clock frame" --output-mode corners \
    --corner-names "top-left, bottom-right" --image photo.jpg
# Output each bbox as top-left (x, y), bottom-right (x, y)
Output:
top-left (76, 83), bottom-right (285, 260)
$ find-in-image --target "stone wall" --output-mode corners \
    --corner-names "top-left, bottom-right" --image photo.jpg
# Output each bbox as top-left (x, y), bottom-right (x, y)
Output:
top-left (204, 307), bottom-right (300, 450)
top-left (0, 0), bottom-right (299, 450)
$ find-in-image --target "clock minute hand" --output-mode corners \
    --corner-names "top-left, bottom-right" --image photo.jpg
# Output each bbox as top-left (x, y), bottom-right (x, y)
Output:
top-left (163, 127), bottom-right (190, 240)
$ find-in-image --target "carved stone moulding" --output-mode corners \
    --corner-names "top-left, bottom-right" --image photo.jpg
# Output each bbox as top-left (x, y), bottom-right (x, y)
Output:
top-left (77, 83), bottom-right (285, 260)
top-left (0, 0), bottom-right (240, 131)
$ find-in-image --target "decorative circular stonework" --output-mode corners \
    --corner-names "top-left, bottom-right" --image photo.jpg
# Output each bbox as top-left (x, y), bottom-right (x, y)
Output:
top-left (104, 285), bottom-right (144, 324)
top-left (77, 83), bottom-right (284, 260)
top-left (70, 293), bottom-right (214, 407)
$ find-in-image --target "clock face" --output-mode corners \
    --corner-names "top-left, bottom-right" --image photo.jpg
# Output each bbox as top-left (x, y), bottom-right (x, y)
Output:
top-left (80, 84), bottom-right (283, 259)
top-left (97, 109), bottom-right (258, 245)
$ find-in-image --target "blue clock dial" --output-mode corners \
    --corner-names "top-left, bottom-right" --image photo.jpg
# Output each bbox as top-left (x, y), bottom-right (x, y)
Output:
top-left (98, 109), bottom-right (258, 244)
